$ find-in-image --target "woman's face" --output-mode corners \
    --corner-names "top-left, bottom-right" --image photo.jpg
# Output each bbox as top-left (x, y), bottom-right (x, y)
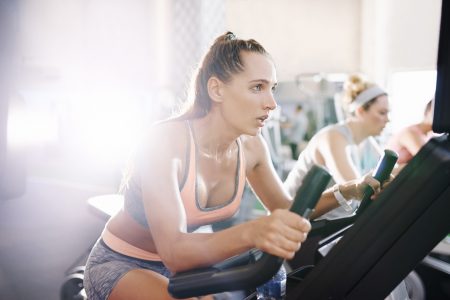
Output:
top-left (219, 51), bottom-right (278, 136)
top-left (359, 95), bottom-right (390, 136)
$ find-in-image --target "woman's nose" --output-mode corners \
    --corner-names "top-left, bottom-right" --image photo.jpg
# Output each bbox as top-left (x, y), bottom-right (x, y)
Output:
top-left (265, 94), bottom-right (277, 110)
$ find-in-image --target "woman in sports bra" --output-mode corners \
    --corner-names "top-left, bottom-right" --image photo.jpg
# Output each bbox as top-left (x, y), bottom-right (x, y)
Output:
top-left (83, 33), bottom-right (382, 300)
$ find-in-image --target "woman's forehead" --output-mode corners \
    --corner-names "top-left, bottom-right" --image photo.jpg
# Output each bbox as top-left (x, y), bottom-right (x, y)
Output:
top-left (237, 51), bottom-right (277, 83)
top-left (373, 95), bottom-right (390, 109)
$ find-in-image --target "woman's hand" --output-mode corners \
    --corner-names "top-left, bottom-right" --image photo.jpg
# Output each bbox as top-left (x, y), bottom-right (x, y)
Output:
top-left (248, 209), bottom-right (311, 260)
top-left (339, 172), bottom-right (395, 201)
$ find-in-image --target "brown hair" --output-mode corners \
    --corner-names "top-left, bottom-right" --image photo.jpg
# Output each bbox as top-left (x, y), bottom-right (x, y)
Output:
top-left (175, 31), bottom-right (269, 119)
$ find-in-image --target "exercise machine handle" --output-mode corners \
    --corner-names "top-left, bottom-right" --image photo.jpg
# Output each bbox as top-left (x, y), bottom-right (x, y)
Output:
top-left (168, 165), bottom-right (331, 298)
top-left (309, 149), bottom-right (398, 238)
top-left (356, 149), bottom-right (398, 215)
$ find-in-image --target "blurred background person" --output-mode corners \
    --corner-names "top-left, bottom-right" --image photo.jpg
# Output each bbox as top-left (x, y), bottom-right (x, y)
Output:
top-left (386, 99), bottom-right (434, 167)
top-left (283, 74), bottom-right (418, 300)
top-left (284, 74), bottom-right (390, 220)
top-left (285, 104), bottom-right (309, 159)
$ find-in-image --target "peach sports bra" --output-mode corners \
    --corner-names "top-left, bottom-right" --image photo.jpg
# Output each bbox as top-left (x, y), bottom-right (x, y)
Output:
top-left (104, 121), bottom-right (246, 260)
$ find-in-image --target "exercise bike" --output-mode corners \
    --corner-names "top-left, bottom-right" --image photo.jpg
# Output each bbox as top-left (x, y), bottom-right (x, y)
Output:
top-left (168, 149), bottom-right (398, 299)
top-left (59, 162), bottom-right (331, 300)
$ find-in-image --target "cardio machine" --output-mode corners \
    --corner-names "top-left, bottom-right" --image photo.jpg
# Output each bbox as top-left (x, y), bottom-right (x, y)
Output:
top-left (61, 97), bottom-right (450, 300)
top-left (167, 147), bottom-right (398, 299)
top-left (168, 1), bottom-right (450, 297)
top-left (168, 121), bottom-right (450, 300)
top-left (59, 163), bottom-right (332, 300)
top-left (61, 1), bottom-right (450, 298)
top-left (60, 126), bottom-right (450, 300)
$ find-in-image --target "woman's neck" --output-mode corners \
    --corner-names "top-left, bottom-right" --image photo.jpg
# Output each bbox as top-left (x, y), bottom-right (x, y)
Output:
top-left (191, 115), bottom-right (238, 160)
top-left (345, 119), bottom-right (371, 144)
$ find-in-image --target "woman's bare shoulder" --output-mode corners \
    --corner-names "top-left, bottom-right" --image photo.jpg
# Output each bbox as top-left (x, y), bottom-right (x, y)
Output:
top-left (240, 134), bottom-right (266, 151)
top-left (321, 125), bottom-right (348, 142)
top-left (305, 126), bottom-right (348, 156)
top-left (239, 134), bottom-right (268, 169)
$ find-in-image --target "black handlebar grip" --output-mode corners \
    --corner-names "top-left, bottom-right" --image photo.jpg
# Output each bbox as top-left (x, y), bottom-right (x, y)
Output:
top-left (357, 149), bottom-right (398, 215)
top-left (168, 165), bottom-right (331, 298)
top-left (290, 165), bottom-right (332, 218)
top-left (372, 149), bottom-right (399, 183)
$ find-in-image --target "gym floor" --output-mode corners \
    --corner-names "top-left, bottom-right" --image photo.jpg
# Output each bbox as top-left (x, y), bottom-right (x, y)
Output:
top-left (0, 177), bottom-right (110, 300)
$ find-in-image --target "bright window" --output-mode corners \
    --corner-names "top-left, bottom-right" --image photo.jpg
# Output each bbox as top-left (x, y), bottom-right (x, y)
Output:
top-left (387, 70), bottom-right (436, 134)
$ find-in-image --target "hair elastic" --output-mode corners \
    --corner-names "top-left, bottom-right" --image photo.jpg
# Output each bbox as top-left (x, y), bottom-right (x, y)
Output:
top-left (225, 32), bottom-right (236, 41)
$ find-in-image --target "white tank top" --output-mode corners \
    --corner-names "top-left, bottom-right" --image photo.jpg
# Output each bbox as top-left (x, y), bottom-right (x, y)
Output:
top-left (284, 122), bottom-right (380, 220)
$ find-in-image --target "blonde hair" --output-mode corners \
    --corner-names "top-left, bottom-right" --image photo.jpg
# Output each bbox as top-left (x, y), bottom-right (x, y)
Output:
top-left (343, 75), bottom-right (371, 104)
top-left (342, 74), bottom-right (381, 113)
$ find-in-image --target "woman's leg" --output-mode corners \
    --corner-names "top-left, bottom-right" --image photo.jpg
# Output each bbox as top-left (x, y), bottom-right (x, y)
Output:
top-left (108, 268), bottom-right (174, 300)
top-left (108, 268), bottom-right (214, 300)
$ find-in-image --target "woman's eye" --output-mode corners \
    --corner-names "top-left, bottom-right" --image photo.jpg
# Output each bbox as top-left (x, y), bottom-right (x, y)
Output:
top-left (271, 85), bottom-right (277, 92)
top-left (252, 84), bottom-right (262, 91)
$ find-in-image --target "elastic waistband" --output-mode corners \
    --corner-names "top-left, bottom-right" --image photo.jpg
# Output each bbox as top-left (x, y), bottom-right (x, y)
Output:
top-left (101, 228), bottom-right (162, 261)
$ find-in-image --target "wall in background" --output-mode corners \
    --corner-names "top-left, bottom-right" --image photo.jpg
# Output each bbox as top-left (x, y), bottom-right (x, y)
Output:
top-left (226, 0), bottom-right (361, 81)
top-left (226, 0), bottom-right (441, 84)
top-left (8, 0), bottom-right (444, 185)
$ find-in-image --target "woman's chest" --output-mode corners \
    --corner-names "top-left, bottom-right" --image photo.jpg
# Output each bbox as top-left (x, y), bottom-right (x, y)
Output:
top-left (195, 157), bottom-right (240, 208)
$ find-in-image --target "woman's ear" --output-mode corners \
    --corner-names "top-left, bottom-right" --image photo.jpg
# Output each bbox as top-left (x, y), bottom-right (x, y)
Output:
top-left (207, 77), bottom-right (224, 103)
top-left (354, 105), bottom-right (366, 117)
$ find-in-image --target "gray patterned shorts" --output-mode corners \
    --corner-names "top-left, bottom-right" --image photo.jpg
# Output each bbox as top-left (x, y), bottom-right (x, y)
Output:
top-left (83, 239), bottom-right (171, 300)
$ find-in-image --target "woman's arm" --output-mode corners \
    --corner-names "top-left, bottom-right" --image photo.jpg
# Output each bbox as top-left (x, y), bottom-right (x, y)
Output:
top-left (312, 173), bottom-right (381, 218)
top-left (244, 134), bottom-right (380, 219)
top-left (244, 134), bottom-right (292, 211)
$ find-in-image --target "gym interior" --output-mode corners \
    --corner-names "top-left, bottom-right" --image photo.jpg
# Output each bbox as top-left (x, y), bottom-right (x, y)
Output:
top-left (1, 0), bottom-right (449, 299)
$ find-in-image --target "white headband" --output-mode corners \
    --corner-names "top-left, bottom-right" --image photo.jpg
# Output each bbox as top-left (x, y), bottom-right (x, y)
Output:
top-left (349, 85), bottom-right (386, 113)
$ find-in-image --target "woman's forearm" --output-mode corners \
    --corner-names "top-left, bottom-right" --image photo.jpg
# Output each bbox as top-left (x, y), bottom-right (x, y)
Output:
top-left (311, 188), bottom-right (341, 218)
top-left (162, 222), bottom-right (255, 273)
